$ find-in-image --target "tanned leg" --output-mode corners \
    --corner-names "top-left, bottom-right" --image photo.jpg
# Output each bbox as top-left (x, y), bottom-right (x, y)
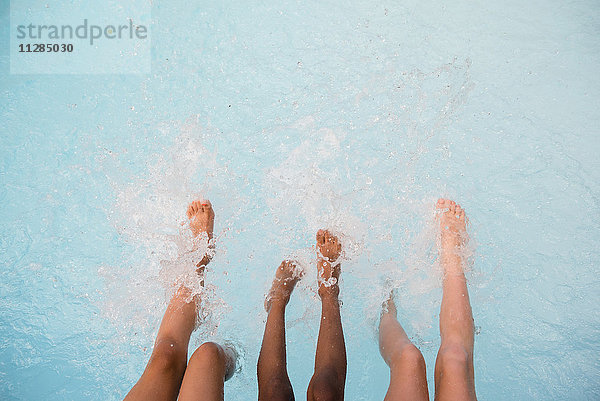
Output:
top-left (379, 296), bottom-right (429, 401)
top-left (257, 260), bottom-right (303, 401)
top-left (433, 198), bottom-right (477, 401)
top-left (306, 230), bottom-right (346, 401)
top-left (124, 200), bottom-right (215, 401)
top-left (178, 341), bottom-right (236, 401)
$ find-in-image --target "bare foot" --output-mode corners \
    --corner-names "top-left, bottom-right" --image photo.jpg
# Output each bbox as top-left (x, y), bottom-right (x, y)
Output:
top-left (265, 260), bottom-right (304, 312)
top-left (186, 200), bottom-right (215, 271)
top-left (316, 229), bottom-right (342, 297)
top-left (382, 293), bottom-right (397, 317)
top-left (436, 198), bottom-right (468, 273)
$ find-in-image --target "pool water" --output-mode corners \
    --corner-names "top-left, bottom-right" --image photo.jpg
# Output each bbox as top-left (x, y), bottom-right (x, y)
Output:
top-left (1, 0), bottom-right (599, 400)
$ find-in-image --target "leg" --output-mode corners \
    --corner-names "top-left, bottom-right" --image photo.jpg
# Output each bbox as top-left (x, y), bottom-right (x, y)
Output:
top-left (178, 342), bottom-right (236, 401)
top-left (124, 200), bottom-right (216, 401)
top-left (257, 260), bottom-right (303, 401)
top-left (307, 230), bottom-right (347, 401)
top-left (379, 296), bottom-right (429, 401)
top-left (124, 286), bottom-right (198, 401)
top-left (434, 199), bottom-right (477, 401)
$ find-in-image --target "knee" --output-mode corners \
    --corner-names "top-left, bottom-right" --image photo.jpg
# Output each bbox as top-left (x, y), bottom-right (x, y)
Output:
top-left (389, 344), bottom-right (426, 371)
top-left (258, 377), bottom-right (294, 401)
top-left (437, 344), bottom-right (471, 373)
top-left (149, 338), bottom-right (187, 374)
top-left (310, 370), bottom-right (343, 401)
top-left (189, 342), bottom-right (226, 369)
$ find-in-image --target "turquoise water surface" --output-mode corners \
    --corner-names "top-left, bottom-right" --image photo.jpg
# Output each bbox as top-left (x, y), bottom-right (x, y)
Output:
top-left (1, 0), bottom-right (599, 400)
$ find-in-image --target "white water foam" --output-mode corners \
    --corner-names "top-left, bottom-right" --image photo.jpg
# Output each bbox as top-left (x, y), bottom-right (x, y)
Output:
top-left (97, 60), bottom-right (478, 391)
top-left (98, 122), bottom-right (241, 350)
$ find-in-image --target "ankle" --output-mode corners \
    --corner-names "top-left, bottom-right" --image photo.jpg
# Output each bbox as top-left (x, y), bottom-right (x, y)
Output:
top-left (196, 254), bottom-right (211, 268)
top-left (266, 297), bottom-right (289, 312)
top-left (442, 262), bottom-right (466, 278)
top-left (318, 284), bottom-right (340, 299)
top-left (441, 254), bottom-right (464, 271)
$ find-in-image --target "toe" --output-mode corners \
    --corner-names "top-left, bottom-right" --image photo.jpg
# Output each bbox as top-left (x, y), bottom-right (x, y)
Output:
top-left (326, 232), bottom-right (335, 244)
top-left (317, 230), bottom-right (325, 244)
top-left (437, 198), bottom-right (456, 210)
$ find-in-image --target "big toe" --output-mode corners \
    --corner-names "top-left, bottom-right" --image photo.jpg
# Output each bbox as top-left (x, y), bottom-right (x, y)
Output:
top-left (201, 200), bottom-right (213, 213)
top-left (328, 232), bottom-right (340, 247)
top-left (316, 229), bottom-right (325, 244)
top-left (437, 198), bottom-right (453, 209)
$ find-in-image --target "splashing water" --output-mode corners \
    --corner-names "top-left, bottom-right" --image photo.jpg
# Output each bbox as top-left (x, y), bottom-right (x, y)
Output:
top-left (96, 59), bottom-right (478, 398)
top-left (99, 124), bottom-right (245, 348)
